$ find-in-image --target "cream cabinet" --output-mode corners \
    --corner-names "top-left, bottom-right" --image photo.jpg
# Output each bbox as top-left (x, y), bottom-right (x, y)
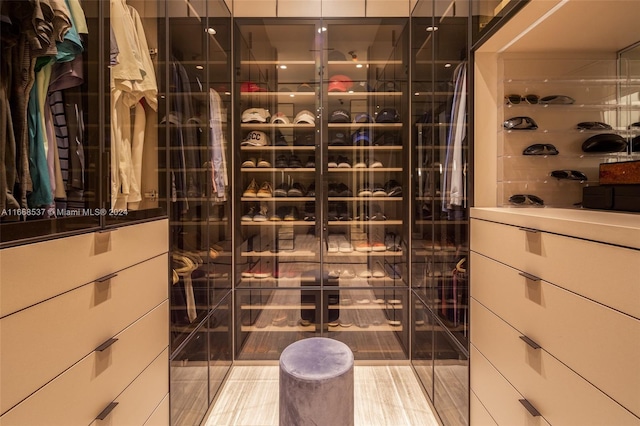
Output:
top-left (0, 220), bottom-right (169, 425)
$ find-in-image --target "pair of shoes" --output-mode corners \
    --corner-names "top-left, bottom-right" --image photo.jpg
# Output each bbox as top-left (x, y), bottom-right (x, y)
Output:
top-left (384, 179), bottom-right (402, 197)
top-left (274, 182), bottom-right (307, 197)
top-left (357, 183), bottom-right (386, 197)
top-left (243, 179), bottom-right (273, 198)
top-left (242, 157), bottom-right (271, 168)
top-left (385, 232), bottom-right (402, 251)
top-left (328, 183), bottom-right (352, 197)
top-left (268, 206), bottom-right (300, 221)
top-left (328, 155), bottom-right (352, 168)
top-left (353, 157), bottom-right (383, 168)
top-left (275, 154), bottom-right (306, 168)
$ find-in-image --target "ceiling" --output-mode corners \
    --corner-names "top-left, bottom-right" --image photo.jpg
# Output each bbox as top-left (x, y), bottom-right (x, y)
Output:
top-left (481, 0), bottom-right (640, 54)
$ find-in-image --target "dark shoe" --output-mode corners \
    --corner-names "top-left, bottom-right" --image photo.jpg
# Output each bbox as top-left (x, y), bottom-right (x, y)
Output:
top-left (370, 204), bottom-right (386, 221)
top-left (327, 183), bottom-right (339, 197)
top-left (284, 206), bottom-right (299, 221)
top-left (328, 155), bottom-right (338, 168)
top-left (337, 155), bottom-right (351, 168)
top-left (372, 183), bottom-right (387, 197)
top-left (336, 183), bottom-right (352, 197)
top-left (384, 179), bottom-right (402, 197)
top-left (274, 182), bottom-right (289, 197)
top-left (306, 182), bottom-right (316, 197)
top-left (275, 154), bottom-right (288, 168)
top-left (287, 182), bottom-right (306, 197)
top-left (305, 156), bottom-right (315, 168)
top-left (288, 154), bottom-right (302, 168)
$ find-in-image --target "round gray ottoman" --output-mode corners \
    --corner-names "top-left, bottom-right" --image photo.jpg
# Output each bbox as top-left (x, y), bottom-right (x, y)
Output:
top-left (279, 337), bottom-right (354, 426)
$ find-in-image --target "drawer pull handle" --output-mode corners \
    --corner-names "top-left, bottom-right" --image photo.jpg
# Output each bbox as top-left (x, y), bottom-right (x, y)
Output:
top-left (518, 227), bottom-right (539, 233)
top-left (96, 402), bottom-right (118, 420)
top-left (519, 335), bottom-right (542, 349)
top-left (519, 399), bottom-right (541, 417)
top-left (95, 273), bottom-right (118, 283)
top-left (518, 271), bottom-right (541, 282)
top-left (95, 338), bottom-right (118, 352)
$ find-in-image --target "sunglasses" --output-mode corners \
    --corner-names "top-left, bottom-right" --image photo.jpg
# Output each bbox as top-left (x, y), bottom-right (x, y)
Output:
top-left (504, 116), bottom-right (538, 130)
top-left (577, 122), bottom-right (613, 130)
top-left (522, 143), bottom-right (559, 155)
top-left (539, 95), bottom-right (575, 105)
top-left (509, 194), bottom-right (544, 206)
top-left (550, 170), bottom-right (588, 181)
top-left (505, 94), bottom-right (539, 105)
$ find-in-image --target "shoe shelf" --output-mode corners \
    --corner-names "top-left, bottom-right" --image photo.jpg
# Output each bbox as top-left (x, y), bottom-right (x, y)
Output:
top-left (240, 197), bottom-right (315, 202)
top-left (325, 251), bottom-right (403, 257)
top-left (327, 123), bottom-right (403, 129)
top-left (240, 324), bottom-right (316, 332)
top-left (240, 123), bottom-right (316, 129)
top-left (240, 250), bottom-right (317, 257)
top-left (240, 221), bottom-right (316, 226)
top-left (241, 168), bottom-right (316, 172)
top-left (327, 324), bottom-right (403, 332)
top-left (240, 92), bottom-right (317, 101)
top-left (328, 196), bottom-right (403, 201)
top-left (241, 146), bottom-right (316, 152)
top-left (327, 220), bottom-right (403, 225)
top-left (328, 146), bottom-right (403, 151)
top-left (329, 303), bottom-right (404, 310)
top-left (240, 303), bottom-right (317, 310)
top-left (328, 168), bottom-right (403, 173)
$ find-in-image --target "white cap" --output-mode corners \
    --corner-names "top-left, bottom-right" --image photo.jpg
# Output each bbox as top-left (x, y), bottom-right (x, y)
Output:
top-left (271, 112), bottom-right (291, 124)
top-left (241, 108), bottom-right (271, 123)
top-left (294, 110), bottom-right (315, 125)
top-left (241, 130), bottom-right (270, 146)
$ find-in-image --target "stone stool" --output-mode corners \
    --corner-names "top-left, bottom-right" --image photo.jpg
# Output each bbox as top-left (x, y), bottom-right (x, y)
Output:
top-left (279, 337), bottom-right (354, 426)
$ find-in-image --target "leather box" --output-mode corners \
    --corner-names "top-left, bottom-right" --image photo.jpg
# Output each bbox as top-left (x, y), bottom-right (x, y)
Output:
top-left (599, 160), bottom-right (640, 184)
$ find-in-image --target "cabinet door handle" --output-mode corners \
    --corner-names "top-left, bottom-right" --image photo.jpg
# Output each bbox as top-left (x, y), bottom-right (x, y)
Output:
top-left (518, 227), bottom-right (539, 233)
top-left (96, 402), bottom-right (118, 420)
top-left (95, 273), bottom-right (118, 283)
top-left (519, 399), bottom-right (541, 417)
top-left (518, 271), bottom-right (541, 282)
top-left (519, 335), bottom-right (542, 349)
top-left (95, 338), bottom-right (118, 352)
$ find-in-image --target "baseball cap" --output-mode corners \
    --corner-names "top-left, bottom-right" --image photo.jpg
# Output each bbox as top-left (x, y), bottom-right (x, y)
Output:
top-left (375, 108), bottom-right (400, 123)
top-left (241, 130), bottom-right (270, 146)
top-left (329, 131), bottom-right (348, 146)
top-left (271, 112), bottom-right (291, 124)
top-left (374, 132), bottom-right (401, 146)
top-left (328, 74), bottom-right (353, 92)
top-left (329, 109), bottom-right (350, 123)
top-left (241, 82), bottom-right (267, 92)
top-left (241, 108), bottom-right (270, 123)
top-left (294, 131), bottom-right (315, 146)
top-left (353, 113), bottom-right (373, 124)
top-left (352, 128), bottom-right (370, 146)
top-left (294, 110), bottom-right (316, 125)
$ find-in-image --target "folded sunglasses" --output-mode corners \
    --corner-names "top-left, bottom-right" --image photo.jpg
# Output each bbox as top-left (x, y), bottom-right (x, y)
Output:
top-left (539, 95), bottom-right (575, 105)
top-left (550, 170), bottom-right (588, 181)
top-left (577, 122), bottom-right (613, 130)
top-left (522, 143), bottom-right (559, 155)
top-left (504, 116), bottom-right (538, 130)
top-left (505, 94), bottom-right (539, 105)
top-left (509, 194), bottom-right (544, 206)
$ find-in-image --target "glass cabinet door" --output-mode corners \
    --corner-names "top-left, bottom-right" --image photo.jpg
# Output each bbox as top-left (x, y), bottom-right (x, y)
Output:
top-left (321, 19), bottom-right (410, 360)
top-left (107, 0), bottom-right (165, 224)
top-left (0, 0), bottom-right (102, 244)
top-left (234, 20), bottom-right (321, 360)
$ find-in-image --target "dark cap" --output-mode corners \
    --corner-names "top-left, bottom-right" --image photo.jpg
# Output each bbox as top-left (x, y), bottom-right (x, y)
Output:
top-left (329, 109), bottom-right (351, 123)
top-left (375, 108), bottom-right (400, 123)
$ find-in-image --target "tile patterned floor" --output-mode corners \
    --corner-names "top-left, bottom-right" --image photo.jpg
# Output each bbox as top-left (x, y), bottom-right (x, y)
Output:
top-left (204, 365), bottom-right (440, 426)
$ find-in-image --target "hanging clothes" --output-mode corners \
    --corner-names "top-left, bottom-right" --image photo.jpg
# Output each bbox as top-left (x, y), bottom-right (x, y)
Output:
top-left (209, 88), bottom-right (228, 201)
top-left (110, 0), bottom-right (157, 211)
top-left (442, 62), bottom-right (467, 214)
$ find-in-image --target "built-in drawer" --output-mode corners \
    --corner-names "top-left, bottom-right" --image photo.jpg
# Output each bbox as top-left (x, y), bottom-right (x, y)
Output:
top-left (144, 394), bottom-right (169, 426)
top-left (470, 218), bottom-right (640, 318)
top-left (471, 252), bottom-right (640, 417)
top-left (0, 301), bottom-right (168, 426)
top-left (471, 299), bottom-right (639, 425)
top-left (470, 390), bottom-right (497, 426)
top-left (0, 219), bottom-right (168, 317)
top-left (0, 254), bottom-right (168, 415)
top-left (470, 345), bottom-right (551, 426)
top-left (87, 348), bottom-right (169, 426)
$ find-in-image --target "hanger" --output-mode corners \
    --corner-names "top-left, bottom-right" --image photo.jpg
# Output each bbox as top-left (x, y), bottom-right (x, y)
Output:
top-left (455, 258), bottom-right (466, 273)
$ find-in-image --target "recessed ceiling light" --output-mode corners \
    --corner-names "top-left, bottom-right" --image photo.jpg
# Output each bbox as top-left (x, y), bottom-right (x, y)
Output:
top-left (444, 63), bottom-right (452, 68)
top-left (356, 64), bottom-right (363, 68)
top-left (195, 65), bottom-right (204, 70)
top-left (205, 28), bottom-right (216, 35)
top-left (414, 92), bottom-right (420, 96)
top-left (426, 26), bottom-right (438, 32)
